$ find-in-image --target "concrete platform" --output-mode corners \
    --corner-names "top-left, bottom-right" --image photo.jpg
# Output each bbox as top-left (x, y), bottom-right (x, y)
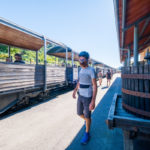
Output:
top-left (66, 75), bottom-right (123, 150)
top-left (0, 74), bottom-right (123, 150)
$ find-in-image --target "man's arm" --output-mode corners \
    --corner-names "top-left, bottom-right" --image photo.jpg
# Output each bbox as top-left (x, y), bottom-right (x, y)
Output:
top-left (89, 78), bottom-right (97, 110)
top-left (72, 82), bottom-right (79, 99)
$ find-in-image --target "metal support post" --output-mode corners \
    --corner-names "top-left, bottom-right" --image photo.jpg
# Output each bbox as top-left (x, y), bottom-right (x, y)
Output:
top-left (128, 49), bottom-right (130, 66)
top-left (55, 57), bottom-right (56, 66)
top-left (66, 47), bottom-right (68, 67)
top-left (65, 47), bottom-right (68, 85)
top-left (72, 51), bottom-right (74, 67)
top-left (133, 25), bottom-right (138, 66)
top-left (36, 51), bottom-right (38, 65)
top-left (8, 46), bottom-right (10, 58)
top-left (124, 57), bottom-right (127, 67)
top-left (44, 36), bottom-right (47, 91)
top-left (72, 51), bottom-right (74, 82)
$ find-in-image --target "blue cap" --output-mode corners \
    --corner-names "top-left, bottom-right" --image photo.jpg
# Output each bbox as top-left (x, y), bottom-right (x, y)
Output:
top-left (79, 51), bottom-right (90, 59)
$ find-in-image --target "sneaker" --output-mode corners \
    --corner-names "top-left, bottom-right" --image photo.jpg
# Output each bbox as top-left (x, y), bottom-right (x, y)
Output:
top-left (80, 132), bottom-right (90, 144)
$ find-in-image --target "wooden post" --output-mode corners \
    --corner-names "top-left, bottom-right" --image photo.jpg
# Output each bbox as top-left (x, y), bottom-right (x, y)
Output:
top-left (123, 130), bottom-right (133, 150)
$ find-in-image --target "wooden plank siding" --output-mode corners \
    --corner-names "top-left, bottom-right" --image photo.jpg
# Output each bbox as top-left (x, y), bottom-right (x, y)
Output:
top-left (46, 65), bottom-right (66, 84)
top-left (73, 67), bottom-right (78, 81)
top-left (0, 63), bottom-right (74, 94)
top-left (66, 67), bottom-right (73, 83)
top-left (0, 63), bottom-right (44, 92)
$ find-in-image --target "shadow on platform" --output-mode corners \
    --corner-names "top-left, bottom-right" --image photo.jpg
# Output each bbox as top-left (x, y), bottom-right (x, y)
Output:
top-left (66, 77), bottom-right (123, 150)
top-left (101, 86), bottom-right (108, 89)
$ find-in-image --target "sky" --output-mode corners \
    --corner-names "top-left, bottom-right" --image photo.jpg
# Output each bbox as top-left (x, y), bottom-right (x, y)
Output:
top-left (0, 0), bottom-right (121, 68)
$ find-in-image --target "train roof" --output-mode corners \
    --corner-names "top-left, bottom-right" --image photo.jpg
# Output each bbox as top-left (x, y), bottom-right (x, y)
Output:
top-left (47, 46), bottom-right (115, 69)
top-left (114, 0), bottom-right (150, 62)
top-left (0, 17), bottom-right (63, 50)
top-left (47, 46), bottom-right (79, 61)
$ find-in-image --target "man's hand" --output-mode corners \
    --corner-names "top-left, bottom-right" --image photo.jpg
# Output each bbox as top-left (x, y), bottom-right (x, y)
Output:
top-left (72, 90), bottom-right (77, 99)
top-left (89, 100), bottom-right (95, 111)
top-left (72, 82), bottom-right (79, 99)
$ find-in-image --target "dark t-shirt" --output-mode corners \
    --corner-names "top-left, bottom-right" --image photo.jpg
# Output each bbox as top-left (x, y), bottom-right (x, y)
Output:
top-left (107, 72), bottom-right (111, 79)
top-left (14, 60), bottom-right (25, 64)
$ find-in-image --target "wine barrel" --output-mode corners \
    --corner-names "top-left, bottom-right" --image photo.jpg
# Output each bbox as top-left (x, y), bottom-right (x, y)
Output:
top-left (122, 64), bottom-right (150, 118)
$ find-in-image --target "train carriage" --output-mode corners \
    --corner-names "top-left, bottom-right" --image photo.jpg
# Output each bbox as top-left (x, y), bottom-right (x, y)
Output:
top-left (0, 17), bottom-right (77, 114)
top-left (0, 17), bottom-right (116, 115)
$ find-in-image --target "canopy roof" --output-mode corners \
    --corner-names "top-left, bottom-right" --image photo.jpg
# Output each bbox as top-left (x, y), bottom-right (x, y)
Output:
top-left (47, 46), bottom-right (114, 69)
top-left (114, 0), bottom-right (150, 61)
top-left (0, 17), bottom-right (61, 50)
top-left (47, 46), bottom-right (79, 61)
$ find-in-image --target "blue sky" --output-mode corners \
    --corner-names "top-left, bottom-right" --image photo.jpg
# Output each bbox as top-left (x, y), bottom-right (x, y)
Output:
top-left (0, 0), bottom-right (121, 68)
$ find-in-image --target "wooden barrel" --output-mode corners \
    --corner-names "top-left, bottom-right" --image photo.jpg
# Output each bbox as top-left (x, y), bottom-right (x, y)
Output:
top-left (122, 64), bottom-right (150, 118)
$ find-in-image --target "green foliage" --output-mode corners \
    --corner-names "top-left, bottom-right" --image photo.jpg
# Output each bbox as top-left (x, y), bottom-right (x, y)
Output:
top-left (0, 44), bottom-right (69, 65)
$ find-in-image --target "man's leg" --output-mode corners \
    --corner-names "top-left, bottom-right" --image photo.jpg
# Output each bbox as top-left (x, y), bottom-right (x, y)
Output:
top-left (85, 118), bottom-right (91, 133)
top-left (80, 98), bottom-right (92, 144)
top-left (79, 114), bottom-right (85, 120)
top-left (77, 96), bottom-right (84, 116)
top-left (99, 79), bottom-right (101, 86)
top-left (108, 79), bottom-right (111, 86)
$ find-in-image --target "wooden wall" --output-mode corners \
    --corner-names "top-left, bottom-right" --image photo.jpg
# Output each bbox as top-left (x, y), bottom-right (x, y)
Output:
top-left (73, 67), bottom-right (78, 81)
top-left (47, 65), bottom-right (66, 84)
top-left (0, 63), bottom-right (44, 93)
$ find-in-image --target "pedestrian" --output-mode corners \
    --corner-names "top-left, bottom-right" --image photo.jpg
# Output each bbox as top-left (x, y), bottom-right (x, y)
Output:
top-left (98, 70), bottom-right (103, 86)
top-left (14, 53), bottom-right (25, 64)
top-left (72, 51), bottom-right (97, 144)
top-left (106, 69), bottom-right (111, 87)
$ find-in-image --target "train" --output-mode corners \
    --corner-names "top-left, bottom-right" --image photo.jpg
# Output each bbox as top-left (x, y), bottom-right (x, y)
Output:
top-left (0, 60), bottom-right (116, 115)
top-left (0, 17), bottom-right (116, 115)
top-left (0, 60), bottom-right (79, 114)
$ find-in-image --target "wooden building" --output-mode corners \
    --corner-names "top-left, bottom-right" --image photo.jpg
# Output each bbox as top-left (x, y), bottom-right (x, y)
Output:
top-left (107, 0), bottom-right (150, 150)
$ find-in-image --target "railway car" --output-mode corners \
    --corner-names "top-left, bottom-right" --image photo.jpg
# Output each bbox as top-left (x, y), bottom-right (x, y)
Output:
top-left (0, 17), bottom-right (79, 114)
top-left (0, 17), bottom-right (116, 115)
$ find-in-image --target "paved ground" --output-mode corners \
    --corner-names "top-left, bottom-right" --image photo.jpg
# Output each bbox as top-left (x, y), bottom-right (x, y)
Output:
top-left (0, 74), bottom-right (123, 150)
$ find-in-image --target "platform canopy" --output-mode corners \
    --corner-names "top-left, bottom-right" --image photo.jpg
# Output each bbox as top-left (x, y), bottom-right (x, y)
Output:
top-left (114, 0), bottom-right (150, 61)
top-left (47, 46), bottom-right (79, 61)
top-left (0, 17), bottom-right (61, 50)
top-left (47, 46), bottom-right (113, 68)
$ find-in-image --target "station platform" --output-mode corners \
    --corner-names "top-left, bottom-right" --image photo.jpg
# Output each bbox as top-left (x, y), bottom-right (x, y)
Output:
top-left (0, 74), bottom-right (123, 150)
top-left (66, 75), bottom-right (123, 150)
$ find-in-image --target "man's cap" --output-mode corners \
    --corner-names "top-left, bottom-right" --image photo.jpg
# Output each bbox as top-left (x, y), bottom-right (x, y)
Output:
top-left (79, 51), bottom-right (90, 59)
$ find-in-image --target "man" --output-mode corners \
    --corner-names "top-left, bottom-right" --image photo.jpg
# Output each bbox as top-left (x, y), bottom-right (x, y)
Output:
top-left (72, 51), bottom-right (97, 144)
top-left (6, 57), bottom-right (11, 63)
top-left (106, 69), bottom-right (111, 87)
top-left (14, 53), bottom-right (25, 64)
top-left (98, 70), bottom-right (103, 86)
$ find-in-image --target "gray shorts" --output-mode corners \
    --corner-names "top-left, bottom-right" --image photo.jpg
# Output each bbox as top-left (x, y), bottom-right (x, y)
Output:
top-left (77, 94), bottom-right (92, 118)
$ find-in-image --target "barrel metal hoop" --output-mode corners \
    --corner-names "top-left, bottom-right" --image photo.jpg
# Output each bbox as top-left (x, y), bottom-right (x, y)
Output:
top-left (121, 74), bottom-right (150, 79)
top-left (122, 102), bottom-right (150, 118)
top-left (122, 88), bottom-right (150, 99)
